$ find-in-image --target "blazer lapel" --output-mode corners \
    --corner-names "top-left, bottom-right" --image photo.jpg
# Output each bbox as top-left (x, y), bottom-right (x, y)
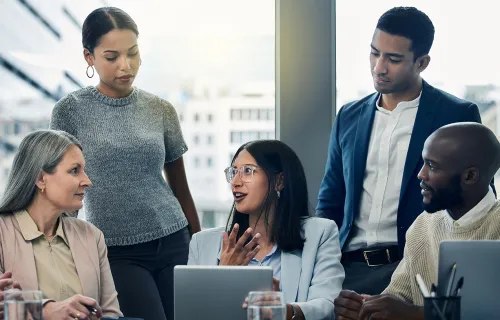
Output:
top-left (399, 81), bottom-right (438, 199)
top-left (351, 95), bottom-right (378, 216)
top-left (64, 220), bottom-right (99, 298)
top-left (15, 239), bottom-right (39, 291)
top-left (280, 250), bottom-right (302, 303)
top-left (9, 216), bottom-right (38, 291)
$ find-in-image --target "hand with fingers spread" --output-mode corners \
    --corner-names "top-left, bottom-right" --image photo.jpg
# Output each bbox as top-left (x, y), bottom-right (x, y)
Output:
top-left (358, 294), bottom-right (424, 320)
top-left (219, 223), bottom-right (261, 266)
top-left (42, 294), bottom-right (103, 320)
top-left (0, 272), bottom-right (23, 319)
top-left (334, 290), bottom-right (365, 320)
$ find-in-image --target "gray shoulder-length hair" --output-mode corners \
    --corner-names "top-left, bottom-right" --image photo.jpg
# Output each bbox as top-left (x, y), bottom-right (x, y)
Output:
top-left (0, 130), bottom-right (82, 214)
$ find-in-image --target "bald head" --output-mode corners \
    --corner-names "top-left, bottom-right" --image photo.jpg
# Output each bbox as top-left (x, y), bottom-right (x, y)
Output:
top-left (426, 122), bottom-right (500, 185)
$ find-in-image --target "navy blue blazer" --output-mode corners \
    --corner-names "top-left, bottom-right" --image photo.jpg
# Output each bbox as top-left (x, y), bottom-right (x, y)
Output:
top-left (316, 80), bottom-right (484, 256)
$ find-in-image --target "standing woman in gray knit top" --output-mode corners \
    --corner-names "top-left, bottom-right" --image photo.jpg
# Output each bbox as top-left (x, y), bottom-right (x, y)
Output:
top-left (49, 7), bottom-right (201, 320)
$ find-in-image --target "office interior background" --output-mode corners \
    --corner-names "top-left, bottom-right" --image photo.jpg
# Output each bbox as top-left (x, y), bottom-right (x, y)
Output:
top-left (1, 0), bottom-right (498, 229)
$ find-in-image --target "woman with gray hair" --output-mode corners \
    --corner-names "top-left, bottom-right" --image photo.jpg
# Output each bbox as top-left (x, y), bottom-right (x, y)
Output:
top-left (0, 130), bottom-right (122, 320)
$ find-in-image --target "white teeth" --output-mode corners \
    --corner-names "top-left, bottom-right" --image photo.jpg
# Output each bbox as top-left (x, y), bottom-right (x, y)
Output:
top-left (235, 193), bottom-right (243, 197)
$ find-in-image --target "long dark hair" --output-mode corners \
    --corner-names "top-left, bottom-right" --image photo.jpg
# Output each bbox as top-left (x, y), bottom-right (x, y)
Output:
top-left (82, 7), bottom-right (139, 54)
top-left (226, 140), bottom-right (310, 252)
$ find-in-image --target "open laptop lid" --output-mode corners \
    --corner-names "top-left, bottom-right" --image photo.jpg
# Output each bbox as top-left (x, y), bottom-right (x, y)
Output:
top-left (438, 240), bottom-right (500, 319)
top-left (174, 265), bottom-right (273, 320)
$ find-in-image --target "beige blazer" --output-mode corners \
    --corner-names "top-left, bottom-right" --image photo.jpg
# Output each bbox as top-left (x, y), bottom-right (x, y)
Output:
top-left (0, 213), bottom-right (122, 318)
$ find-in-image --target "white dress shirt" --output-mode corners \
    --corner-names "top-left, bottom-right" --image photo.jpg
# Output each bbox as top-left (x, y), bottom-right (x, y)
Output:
top-left (346, 93), bottom-right (421, 252)
top-left (445, 187), bottom-right (495, 227)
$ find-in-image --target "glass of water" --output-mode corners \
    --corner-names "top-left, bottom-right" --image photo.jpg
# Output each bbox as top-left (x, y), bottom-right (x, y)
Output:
top-left (247, 291), bottom-right (286, 320)
top-left (3, 290), bottom-right (43, 320)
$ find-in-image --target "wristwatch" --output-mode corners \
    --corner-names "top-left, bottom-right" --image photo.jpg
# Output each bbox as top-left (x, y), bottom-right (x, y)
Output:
top-left (291, 304), bottom-right (298, 319)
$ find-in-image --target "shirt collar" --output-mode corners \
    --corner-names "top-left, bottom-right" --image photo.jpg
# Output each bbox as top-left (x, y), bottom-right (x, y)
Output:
top-left (15, 210), bottom-right (68, 246)
top-left (446, 187), bottom-right (496, 227)
top-left (376, 91), bottom-right (422, 114)
top-left (217, 239), bottom-right (279, 262)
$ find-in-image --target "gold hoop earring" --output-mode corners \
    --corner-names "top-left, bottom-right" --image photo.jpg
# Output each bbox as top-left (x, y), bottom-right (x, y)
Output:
top-left (86, 65), bottom-right (95, 78)
top-left (41, 187), bottom-right (45, 193)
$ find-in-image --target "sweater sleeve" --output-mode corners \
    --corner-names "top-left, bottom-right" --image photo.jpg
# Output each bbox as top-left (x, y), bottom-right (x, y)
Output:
top-left (382, 253), bottom-right (415, 303)
top-left (159, 98), bottom-right (188, 163)
top-left (49, 95), bottom-right (77, 136)
top-left (382, 214), bottom-right (431, 306)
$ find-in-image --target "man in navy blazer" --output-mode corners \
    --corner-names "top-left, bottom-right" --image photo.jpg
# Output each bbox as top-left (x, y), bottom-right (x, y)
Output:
top-left (316, 7), bottom-right (483, 295)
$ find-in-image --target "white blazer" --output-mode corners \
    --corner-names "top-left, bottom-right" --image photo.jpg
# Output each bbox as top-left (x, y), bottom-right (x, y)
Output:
top-left (188, 217), bottom-right (345, 320)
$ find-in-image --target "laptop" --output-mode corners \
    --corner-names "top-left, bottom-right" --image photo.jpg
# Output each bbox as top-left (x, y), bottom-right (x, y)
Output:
top-left (174, 265), bottom-right (273, 320)
top-left (438, 240), bottom-right (500, 319)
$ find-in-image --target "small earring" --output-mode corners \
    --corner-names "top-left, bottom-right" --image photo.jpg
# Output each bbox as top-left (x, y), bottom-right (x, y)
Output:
top-left (276, 190), bottom-right (280, 199)
top-left (41, 187), bottom-right (45, 193)
top-left (86, 65), bottom-right (95, 78)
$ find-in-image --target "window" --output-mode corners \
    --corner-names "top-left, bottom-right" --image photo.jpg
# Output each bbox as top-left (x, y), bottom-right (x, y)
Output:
top-left (241, 109), bottom-right (251, 120)
top-left (250, 109), bottom-right (259, 120)
top-left (230, 109), bottom-right (240, 120)
top-left (13, 123), bottom-right (21, 135)
top-left (249, 131), bottom-right (259, 141)
top-left (18, 0), bottom-right (61, 39)
top-left (259, 109), bottom-right (267, 120)
top-left (268, 109), bottom-right (274, 121)
top-left (0, 0), bottom-right (275, 230)
top-left (230, 131), bottom-right (240, 144)
top-left (62, 7), bottom-right (82, 30)
top-left (337, 0), bottom-right (500, 187)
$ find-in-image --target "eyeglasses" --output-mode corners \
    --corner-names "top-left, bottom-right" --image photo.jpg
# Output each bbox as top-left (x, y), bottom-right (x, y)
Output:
top-left (224, 165), bottom-right (259, 183)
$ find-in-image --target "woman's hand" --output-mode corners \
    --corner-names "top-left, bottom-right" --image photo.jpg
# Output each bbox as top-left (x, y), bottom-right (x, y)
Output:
top-left (0, 272), bottom-right (22, 319)
top-left (43, 294), bottom-right (102, 320)
top-left (219, 224), bottom-right (261, 266)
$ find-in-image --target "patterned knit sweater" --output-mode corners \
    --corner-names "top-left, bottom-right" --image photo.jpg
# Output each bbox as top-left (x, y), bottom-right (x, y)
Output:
top-left (50, 86), bottom-right (188, 246)
top-left (383, 201), bottom-right (500, 306)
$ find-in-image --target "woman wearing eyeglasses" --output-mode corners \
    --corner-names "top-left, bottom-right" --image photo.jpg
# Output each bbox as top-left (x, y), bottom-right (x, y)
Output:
top-left (187, 140), bottom-right (345, 320)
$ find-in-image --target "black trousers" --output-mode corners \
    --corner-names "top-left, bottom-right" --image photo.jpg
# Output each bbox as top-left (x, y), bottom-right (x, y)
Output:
top-left (341, 259), bottom-right (400, 295)
top-left (107, 228), bottom-right (190, 320)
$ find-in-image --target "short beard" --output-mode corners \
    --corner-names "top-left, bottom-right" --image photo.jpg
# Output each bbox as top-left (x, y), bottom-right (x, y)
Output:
top-left (423, 175), bottom-right (463, 213)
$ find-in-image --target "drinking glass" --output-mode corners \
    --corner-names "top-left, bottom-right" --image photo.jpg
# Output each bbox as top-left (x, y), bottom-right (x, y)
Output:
top-left (247, 291), bottom-right (286, 320)
top-left (3, 290), bottom-right (43, 320)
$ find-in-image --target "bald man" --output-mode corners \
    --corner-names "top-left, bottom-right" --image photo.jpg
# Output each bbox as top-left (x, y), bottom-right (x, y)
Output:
top-left (334, 122), bottom-right (500, 320)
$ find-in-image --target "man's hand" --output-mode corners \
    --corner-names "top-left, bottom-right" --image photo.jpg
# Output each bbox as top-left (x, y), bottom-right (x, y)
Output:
top-left (359, 294), bottom-right (424, 320)
top-left (334, 290), bottom-right (365, 320)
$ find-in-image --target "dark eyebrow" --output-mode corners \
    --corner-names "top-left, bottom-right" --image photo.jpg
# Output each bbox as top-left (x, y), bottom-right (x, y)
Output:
top-left (370, 44), bottom-right (405, 59)
top-left (232, 163), bottom-right (258, 168)
top-left (424, 158), bottom-right (440, 167)
top-left (103, 45), bottom-right (138, 54)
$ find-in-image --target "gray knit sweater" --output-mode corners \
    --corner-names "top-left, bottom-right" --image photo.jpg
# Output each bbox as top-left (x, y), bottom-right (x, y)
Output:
top-left (50, 86), bottom-right (188, 246)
